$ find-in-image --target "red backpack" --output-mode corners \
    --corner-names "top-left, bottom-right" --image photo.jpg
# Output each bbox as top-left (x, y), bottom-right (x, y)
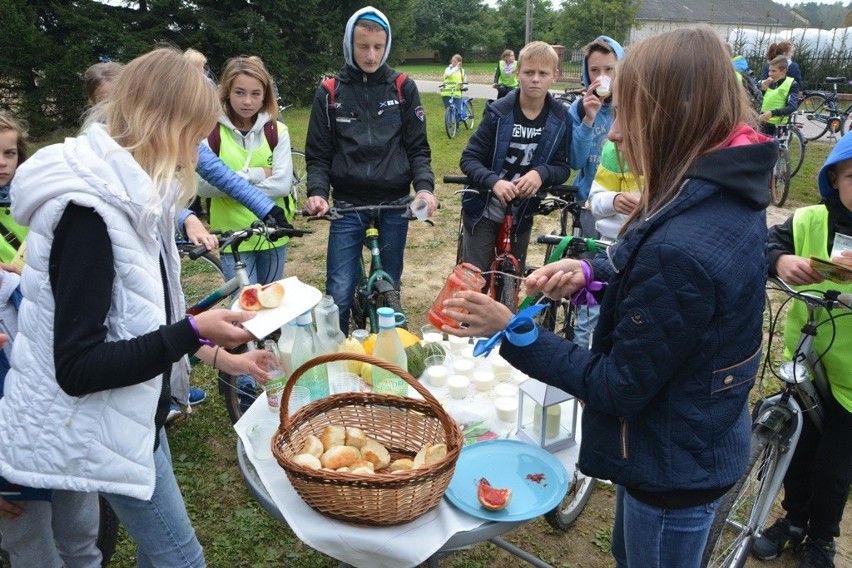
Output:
top-left (207, 120), bottom-right (278, 156)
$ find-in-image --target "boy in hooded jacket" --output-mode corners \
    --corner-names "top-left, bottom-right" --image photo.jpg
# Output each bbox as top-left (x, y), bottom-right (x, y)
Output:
top-left (305, 6), bottom-right (437, 333)
top-left (753, 127), bottom-right (852, 568)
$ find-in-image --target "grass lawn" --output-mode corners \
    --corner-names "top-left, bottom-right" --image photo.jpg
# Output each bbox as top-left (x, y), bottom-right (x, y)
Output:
top-left (26, 101), bottom-right (841, 566)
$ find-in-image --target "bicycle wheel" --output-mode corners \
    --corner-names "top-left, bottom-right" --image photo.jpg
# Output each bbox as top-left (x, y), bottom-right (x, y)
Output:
top-left (291, 149), bottom-right (307, 211)
top-left (455, 212), bottom-right (464, 265)
top-left (494, 273), bottom-right (517, 312)
top-left (797, 93), bottom-right (831, 141)
top-left (463, 99), bottom-right (475, 130)
top-left (179, 251), bottom-right (226, 309)
top-left (785, 126), bottom-right (805, 179)
top-left (538, 298), bottom-right (576, 340)
top-left (701, 425), bottom-right (783, 568)
top-left (445, 106), bottom-right (458, 139)
top-left (219, 344), bottom-right (252, 424)
top-left (543, 471), bottom-right (595, 530)
top-left (769, 147), bottom-right (790, 207)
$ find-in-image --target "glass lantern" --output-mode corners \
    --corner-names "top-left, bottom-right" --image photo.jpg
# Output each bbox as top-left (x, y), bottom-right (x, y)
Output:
top-left (516, 378), bottom-right (578, 452)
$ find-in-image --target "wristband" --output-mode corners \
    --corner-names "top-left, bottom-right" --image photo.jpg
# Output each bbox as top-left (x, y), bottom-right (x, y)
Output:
top-left (212, 346), bottom-right (221, 369)
top-left (472, 303), bottom-right (546, 357)
top-left (570, 261), bottom-right (607, 307)
top-left (186, 315), bottom-right (214, 347)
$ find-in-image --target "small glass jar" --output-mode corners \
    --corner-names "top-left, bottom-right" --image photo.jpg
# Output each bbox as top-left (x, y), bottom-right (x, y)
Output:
top-left (427, 263), bottom-right (486, 329)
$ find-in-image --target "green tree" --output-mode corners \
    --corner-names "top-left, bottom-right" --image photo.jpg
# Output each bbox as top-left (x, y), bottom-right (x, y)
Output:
top-left (492, 0), bottom-right (559, 54)
top-left (554, 0), bottom-right (639, 50)
top-left (412, 0), bottom-right (490, 62)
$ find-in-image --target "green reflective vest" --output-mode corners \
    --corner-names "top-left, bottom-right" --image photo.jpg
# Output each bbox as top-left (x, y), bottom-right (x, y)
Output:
top-left (784, 205), bottom-right (852, 412)
top-left (208, 122), bottom-right (290, 252)
top-left (440, 67), bottom-right (464, 98)
top-left (496, 61), bottom-right (518, 88)
top-left (0, 206), bottom-right (27, 265)
top-left (761, 76), bottom-right (793, 125)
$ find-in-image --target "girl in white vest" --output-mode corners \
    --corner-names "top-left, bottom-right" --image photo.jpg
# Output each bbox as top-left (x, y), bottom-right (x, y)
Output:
top-left (0, 48), bottom-right (272, 567)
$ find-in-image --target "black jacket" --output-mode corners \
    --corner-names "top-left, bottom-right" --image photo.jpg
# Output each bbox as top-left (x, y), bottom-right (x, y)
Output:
top-left (305, 64), bottom-right (434, 205)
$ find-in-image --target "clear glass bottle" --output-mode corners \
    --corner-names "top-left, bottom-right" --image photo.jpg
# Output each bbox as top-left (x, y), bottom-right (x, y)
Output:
top-left (428, 263), bottom-right (486, 329)
top-left (262, 340), bottom-right (288, 412)
top-left (291, 312), bottom-right (329, 401)
top-left (277, 319), bottom-right (299, 377)
top-left (313, 295), bottom-right (347, 378)
top-left (371, 307), bottom-right (408, 396)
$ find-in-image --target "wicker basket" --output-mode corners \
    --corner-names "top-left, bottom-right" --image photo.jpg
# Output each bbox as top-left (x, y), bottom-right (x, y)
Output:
top-left (272, 352), bottom-right (464, 526)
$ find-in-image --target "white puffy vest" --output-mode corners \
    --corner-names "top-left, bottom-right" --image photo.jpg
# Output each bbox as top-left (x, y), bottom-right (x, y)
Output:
top-left (0, 127), bottom-right (186, 500)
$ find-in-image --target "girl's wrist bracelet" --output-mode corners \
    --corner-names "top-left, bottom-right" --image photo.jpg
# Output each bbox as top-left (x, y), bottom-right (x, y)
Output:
top-left (186, 315), bottom-right (214, 347)
top-left (212, 346), bottom-right (221, 369)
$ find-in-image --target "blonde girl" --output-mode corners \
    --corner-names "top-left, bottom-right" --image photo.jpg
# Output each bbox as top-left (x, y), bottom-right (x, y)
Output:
top-left (197, 55), bottom-right (294, 286)
top-left (0, 48), bottom-right (271, 568)
top-left (0, 112), bottom-right (28, 265)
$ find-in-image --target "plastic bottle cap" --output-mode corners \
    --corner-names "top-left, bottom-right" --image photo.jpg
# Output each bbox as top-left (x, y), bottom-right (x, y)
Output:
top-left (296, 312), bottom-right (313, 326)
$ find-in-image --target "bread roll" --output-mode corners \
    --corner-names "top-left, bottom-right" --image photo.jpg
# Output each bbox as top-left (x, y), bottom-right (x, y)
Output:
top-left (360, 439), bottom-right (390, 470)
top-left (350, 459), bottom-right (375, 473)
top-left (300, 435), bottom-right (324, 459)
top-left (345, 427), bottom-right (367, 449)
top-left (259, 282), bottom-right (285, 308)
top-left (320, 445), bottom-right (360, 469)
top-left (292, 453), bottom-right (322, 470)
top-left (238, 284), bottom-right (262, 311)
top-left (319, 425), bottom-right (346, 451)
top-left (390, 458), bottom-right (414, 472)
top-left (335, 467), bottom-right (351, 473)
top-left (413, 445), bottom-right (428, 469)
top-left (426, 443), bottom-right (447, 465)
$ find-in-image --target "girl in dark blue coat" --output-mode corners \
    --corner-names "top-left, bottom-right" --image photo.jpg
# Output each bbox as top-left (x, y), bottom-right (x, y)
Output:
top-left (443, 26), bottom-right (776, 568)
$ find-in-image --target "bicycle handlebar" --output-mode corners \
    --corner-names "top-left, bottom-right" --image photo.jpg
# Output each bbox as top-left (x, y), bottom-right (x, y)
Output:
top-left (768, 277), bottom-right (852, 311)
top-left (443, 175), bottom-right (580, 201)
top-left (186, 223), bottom-right (311, 260)
top-left (296, 203), bottom-right (417, 222)
top-left (536, 234), bottom-right (611, 248)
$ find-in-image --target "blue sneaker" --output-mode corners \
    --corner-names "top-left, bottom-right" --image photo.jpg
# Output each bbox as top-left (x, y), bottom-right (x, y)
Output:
top-left (188, 387), bottom-right (207, 406)
top-left (166, 402), bottom-right (184, 425)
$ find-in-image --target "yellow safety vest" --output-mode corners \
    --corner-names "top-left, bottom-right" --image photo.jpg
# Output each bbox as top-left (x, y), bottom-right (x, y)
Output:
top-left (440, 67), bottom-right (464, 98)
top-left (785, 205), bottom-right (852, 412)
top-left (761, 77), bottom-right (794, 125)
top-left (497, 61), bottom-right (519, 88)
top-left (0, 207), bottom-right (27, 265)
top-left (208, 121), bottom-right (290, 252)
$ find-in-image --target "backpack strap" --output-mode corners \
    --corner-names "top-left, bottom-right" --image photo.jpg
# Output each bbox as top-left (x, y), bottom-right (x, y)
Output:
top-left (322, 77), bottom-right (337, 111)
top-left (207, 121), bottom-right (278, 156)
top-left (207, 125), bottom-right (222, 156)
top-left (395, 72), bottom-right (407, 105)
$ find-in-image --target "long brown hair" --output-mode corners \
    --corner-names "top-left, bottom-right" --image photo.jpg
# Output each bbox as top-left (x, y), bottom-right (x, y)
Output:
top-left (217, 56), bottom-right (278, 127)
top-left (615, 26), bottom-right (753, 231)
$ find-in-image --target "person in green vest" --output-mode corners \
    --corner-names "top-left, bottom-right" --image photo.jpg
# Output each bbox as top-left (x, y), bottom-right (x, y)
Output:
top-left (759, 55), bottom-right (800, 137)
top-left (492, 49), bottom-right (519, 99)
top-left (0, 111), bottom-right (28, 268)
top-left (756, 131), bottom-right (852, 568)
top-left (440, 54), bottom-right (466, 116)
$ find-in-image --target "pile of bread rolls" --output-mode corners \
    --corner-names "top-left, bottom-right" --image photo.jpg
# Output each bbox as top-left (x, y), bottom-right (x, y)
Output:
top-left (291, 424), bottom-right (447, 475)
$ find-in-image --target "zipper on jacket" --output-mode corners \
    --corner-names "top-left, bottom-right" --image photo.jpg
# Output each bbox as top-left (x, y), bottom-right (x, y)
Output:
top-left (645, 179), bottom-right (689, 223)
top-left (619, 417), bottom-right (629, 459)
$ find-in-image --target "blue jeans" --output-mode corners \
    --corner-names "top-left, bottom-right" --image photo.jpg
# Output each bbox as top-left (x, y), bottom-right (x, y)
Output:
top-left (220, 246), bottom-right (287, 287)
top-left (0, 490), bottom-right (101, 568)
top-left (611, 485), bottom-right (720, 568)
top-left (441, 96), bottom-right (464, 117)
top-left (326, 207), bottom-right (409, 333)
top-left (573, 304), bottom-right (600, 350)
top-left (102, 430), bottom-right (205, 568)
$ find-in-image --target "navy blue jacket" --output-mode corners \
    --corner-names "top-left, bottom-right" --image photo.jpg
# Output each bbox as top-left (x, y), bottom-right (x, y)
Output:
top-left (459, 89), bottom-right (571, 234)
top-left (502, 132), bottom-right (776, 498)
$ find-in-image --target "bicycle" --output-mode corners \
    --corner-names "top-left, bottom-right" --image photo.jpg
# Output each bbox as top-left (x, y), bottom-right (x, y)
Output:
top-left (554, 87), bottom-right (584, 107)
top-left (300, 201), bottom-right (430, 333)
top-left (700, 277), bottom-right (852, 568)
top-left (440, 84), bottom-right (475, 139)
top-left (797, 77), bottom-right (852, 141)
top-left (276, 102), bottom-right (308, 212)
top-left (181, 222), bottom-right (310, 424)
top-left (768, 119), bottom-right (807, 207)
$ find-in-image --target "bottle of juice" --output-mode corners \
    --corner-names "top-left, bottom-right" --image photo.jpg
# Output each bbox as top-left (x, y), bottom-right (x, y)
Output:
top-left (290, 312), bottom-right (329, 401)
top-left (371, 307), bottom-right (408, 396)
top-left (262, 340), bottom-right (288, 413)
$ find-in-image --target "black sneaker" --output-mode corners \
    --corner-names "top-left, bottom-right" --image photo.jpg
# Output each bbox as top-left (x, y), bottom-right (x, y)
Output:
top-left (752, 518), bottom-right (805, 560)
top-left (800, 537), bottom-right (835, 568)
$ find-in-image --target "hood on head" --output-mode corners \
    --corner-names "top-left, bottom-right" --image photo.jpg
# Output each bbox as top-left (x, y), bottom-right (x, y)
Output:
top-left (818, 131), bottom-right (852, 203)
top-left (581, 36), bottom-right (625, 87)
top-left (343, 6), bottom-right (392, 72)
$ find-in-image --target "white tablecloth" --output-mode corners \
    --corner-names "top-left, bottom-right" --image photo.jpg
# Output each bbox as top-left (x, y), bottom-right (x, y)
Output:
top-left (234, 347), bottom-right (582, 568)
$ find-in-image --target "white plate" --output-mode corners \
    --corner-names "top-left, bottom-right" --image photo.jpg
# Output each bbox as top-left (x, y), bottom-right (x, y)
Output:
top-left (231, 276), bottom-right (322, 338)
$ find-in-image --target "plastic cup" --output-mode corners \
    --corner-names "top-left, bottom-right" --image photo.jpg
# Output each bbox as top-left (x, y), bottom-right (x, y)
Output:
top-left (447, 374), bottom-right (470, 399)
top-left (411, 199), bottom-right (430, 221)
top-left (424, 352), bottom-right (451, 368)
top-left (452, 358), bottom-right (475, 379)
top-left (247, 420), bottom-right (278, 461)
top-left (329, 372), bottom-right (362, 394)
top-left (595, 75), bottom-right (612, 98)
top-left (473, 370), bottom-right (495, 392)
top-left (493, 383), bottom-right (518, 399)
top-left (447, 333), bottom-right (470, 353)
top-left (426, 365), bottom-right (449, 387)
top-left (288, 385), bottom-right (311, 415)
top-left (421, 324), bottom-right (444, 344)
top-left (494, 397), bottom-right (519, 423)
